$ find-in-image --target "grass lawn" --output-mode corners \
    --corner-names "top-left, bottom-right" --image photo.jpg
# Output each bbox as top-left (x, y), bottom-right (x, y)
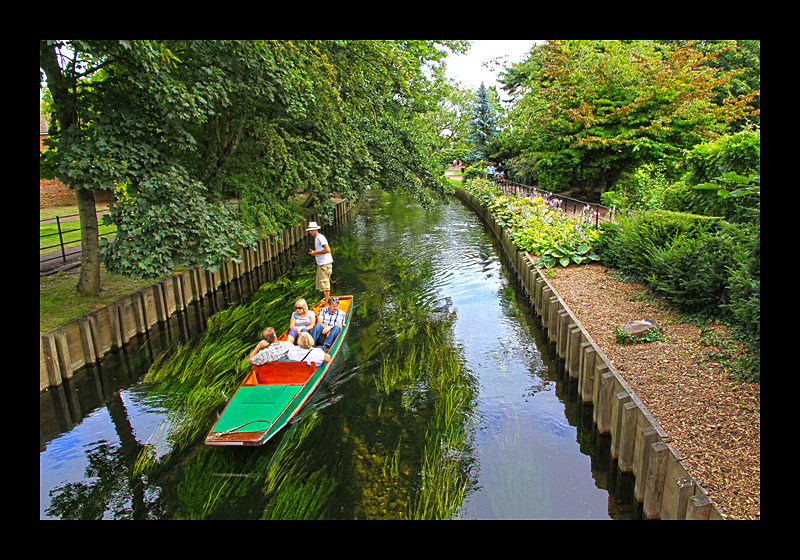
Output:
top-left (40, 203), bottom-right (116, 255)
top-left (40, 264), bottom-right (167, 334)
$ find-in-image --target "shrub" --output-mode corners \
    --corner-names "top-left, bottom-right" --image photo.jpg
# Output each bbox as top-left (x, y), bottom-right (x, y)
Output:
top-left (600, 190), bottom-right (629, 210)
top-left (464, 177), bottom-right (500, 206)
top-left (724, 222), bottom-right (760, 351)
top-left (682, 130), bottom-right (761, 221)
top-left (597, 211), bottom-right (760, 381)
top-left (661, 180), bottom-right (694, 212)
top-left (648, 226), bottom-right (737, 317)
top-left (594, 209), bottom-right (724, 279)
top-left (616, 163), bottom-right (672, 211)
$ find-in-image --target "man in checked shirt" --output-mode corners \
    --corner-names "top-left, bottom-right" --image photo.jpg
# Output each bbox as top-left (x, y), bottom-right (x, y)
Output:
top-left (309, 297), bottom-right (346, 352)
top-left (248, 327), bottom-right (294, 366)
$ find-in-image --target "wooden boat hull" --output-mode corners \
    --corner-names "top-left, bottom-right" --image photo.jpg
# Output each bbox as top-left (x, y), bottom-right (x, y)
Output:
top-left (205, 295), bottom-right (353, 446)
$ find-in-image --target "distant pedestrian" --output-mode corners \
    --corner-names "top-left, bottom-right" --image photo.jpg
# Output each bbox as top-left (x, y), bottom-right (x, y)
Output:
top-left (307, 221), bottom-right (333, 303)
top-left (496, 162), bottom-right (505, 184)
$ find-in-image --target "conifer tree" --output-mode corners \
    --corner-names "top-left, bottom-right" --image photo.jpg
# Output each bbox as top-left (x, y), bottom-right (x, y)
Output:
top-left (467, 82), bottom-right (499, 160)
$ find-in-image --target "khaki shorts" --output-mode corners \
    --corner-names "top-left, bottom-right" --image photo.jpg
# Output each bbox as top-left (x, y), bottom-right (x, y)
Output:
top-left (316, 263), bottom-right (333, 291)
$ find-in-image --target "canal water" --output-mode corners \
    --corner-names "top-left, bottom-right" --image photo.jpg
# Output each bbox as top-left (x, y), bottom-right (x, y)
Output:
top-left (40, 190), bottom-right (636, 520)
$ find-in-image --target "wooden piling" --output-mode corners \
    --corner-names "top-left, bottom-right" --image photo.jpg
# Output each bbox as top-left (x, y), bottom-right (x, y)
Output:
top-left (643, 442), bottom-right (669, 519)
top-left (580, 343), bottom-right (595, 403)
top-left (686, 493), bottom-right (713, 520)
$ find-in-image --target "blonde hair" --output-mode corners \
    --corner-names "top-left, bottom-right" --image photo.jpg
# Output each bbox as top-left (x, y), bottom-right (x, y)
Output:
top-left (295, 299), bottom-right (309, 314)
top-left (297, 332), bottom-right (314, 349)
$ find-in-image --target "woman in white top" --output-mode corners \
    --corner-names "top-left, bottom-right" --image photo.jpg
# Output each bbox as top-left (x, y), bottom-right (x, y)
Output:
top-left (287, 332), bottom-right (331, 366)
top-left (287, 299), bottom-right (316, 343)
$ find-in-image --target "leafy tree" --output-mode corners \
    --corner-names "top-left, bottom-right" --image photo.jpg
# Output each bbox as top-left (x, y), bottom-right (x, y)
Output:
top-left (656, 40), bottom-right (760, 132)
top-left (415, 78), bottom-right (475, 150)
top-left (505, 40), bottom-right (759, 201)
top-left (467, 82), bottom-right (499, 161)
top-left (40, 40), bottom-right (467, 291)
top-left (40, 40), bottom-right (248, 291)
top-left (315, 40), bottom-right (468, 207)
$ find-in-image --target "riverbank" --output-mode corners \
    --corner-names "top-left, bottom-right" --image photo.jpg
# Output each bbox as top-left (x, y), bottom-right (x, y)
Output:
top-left (541, 263), bottom-right (760, 520)
top-left (450, 169), bottom-right (759, 519)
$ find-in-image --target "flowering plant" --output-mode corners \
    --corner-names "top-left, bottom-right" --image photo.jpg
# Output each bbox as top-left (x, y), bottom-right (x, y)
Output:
top-left (464, 178), bottom-right (601, 268)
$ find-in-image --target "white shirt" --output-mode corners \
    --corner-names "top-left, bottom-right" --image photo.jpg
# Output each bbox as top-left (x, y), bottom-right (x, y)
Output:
top-left (287, 345), bottom-right (326, 366)
top-left (314, 233), bottom-right (334, 266)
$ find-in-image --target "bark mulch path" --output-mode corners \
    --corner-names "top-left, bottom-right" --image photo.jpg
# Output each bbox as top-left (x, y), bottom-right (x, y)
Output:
top-left (542, 262), bottom-right (760, 520)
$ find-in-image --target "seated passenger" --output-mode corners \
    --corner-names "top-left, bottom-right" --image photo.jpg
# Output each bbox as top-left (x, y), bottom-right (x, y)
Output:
top-left (287, 298), bottom-right (316, 343)
top-left (309, 296), bottom-right (346, 352)
top-left (287, 332), bottom-right (331, 366)
top-left (248, 327), bottom-right (294, 365)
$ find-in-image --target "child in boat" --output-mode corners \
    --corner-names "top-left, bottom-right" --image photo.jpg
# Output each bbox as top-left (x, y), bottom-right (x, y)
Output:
top-left (287, 298), bottom-right (316, 343)
top-left (288, 332), bottom-right (331, 366)
top-left (248, 327), bottom-right (294, 365)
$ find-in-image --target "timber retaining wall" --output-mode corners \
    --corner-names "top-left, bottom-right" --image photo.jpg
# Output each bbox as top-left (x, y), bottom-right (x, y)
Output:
top-left (40, 199), bottom-right (351, 393)
top-left (454, 186), bottom-right (724, 521)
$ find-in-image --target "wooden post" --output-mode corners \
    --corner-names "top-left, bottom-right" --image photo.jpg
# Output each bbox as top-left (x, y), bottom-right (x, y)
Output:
top-left (592, 363), bottom-right (610, 420)
top-left (685, 493), bottom-right (712, 520)
top-left (567, 328), bottom-right (582, 378)
top-left (611, 391), bottom-right (631, 458)
top-left (548, 297), bottom-right (560, 341)
top-left (41, 333), bottom-right (63, 389)
top-left (541, 287), bottom-right (552, 326)
top-left (643, 442), bottom-right (669, 519)
top-left (580, 343), bottom-right (595, 403)
top-left (596, 371), bottom-right (615, 434)
top-left (634, 427), bottom-right (660, 502)
top-left (557, 312), bottom-right (571, 359)
top-left (535, 277), bottom-right (545, 315)
top-left (618, 401), bottom-right (638, 472)
top-left (137, 287), bottom-right (159, 330)
top-left (669, 476), bottom-right (695, 521)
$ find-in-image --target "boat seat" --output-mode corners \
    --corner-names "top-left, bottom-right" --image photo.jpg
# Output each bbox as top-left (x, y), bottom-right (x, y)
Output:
top-left (246, 359), bottom-right (316, 386)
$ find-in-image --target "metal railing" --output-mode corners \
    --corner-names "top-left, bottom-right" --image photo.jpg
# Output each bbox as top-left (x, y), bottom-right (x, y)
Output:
top-left (490, 177), bottom-right (619, 228)
top-left (39, 211), bottom-right (115, 265)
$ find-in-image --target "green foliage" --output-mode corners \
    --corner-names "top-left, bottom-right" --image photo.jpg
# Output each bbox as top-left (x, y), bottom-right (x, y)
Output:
top-left (436, 147), bottom-right (471, 166)
top-left (467, 82), bottom-right (499, 160)
top-left (693, 171), bottom-right (760, 224)
top-left (683, 131), bottom-right (760, 221)
top-left (614, 163), bottom-right (675, 211)
top-left (594, 209), bottom-right (724, 278)
top-left (685, 130), bottom-right (760, 185)
top-left (600, 189), bottom-right (629, 210)
top-left (595, 209), bottom-right (759, 380)
top-left (533, 240), bottom-right (599, 268)
top-left (724, 224), bottom-right (760, 379)
top-left (100, 170), bottom-right (257, 278)
top-left (648, 225), bottom-right (737, 316)
top-left (464, 177), bottom-right (501, 206)
top-left (41, 40), bottom-right (467, 287)
top-left (614, 326), bottom-right (662, 344)
top-left (464, 178), bottom-right (600, 268)
top-left (504, 40), bottom-right (759, 200)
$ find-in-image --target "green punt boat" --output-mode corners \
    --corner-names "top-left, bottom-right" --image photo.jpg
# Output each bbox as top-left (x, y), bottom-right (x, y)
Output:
top-left (205, 295), bottom-right (353, 446)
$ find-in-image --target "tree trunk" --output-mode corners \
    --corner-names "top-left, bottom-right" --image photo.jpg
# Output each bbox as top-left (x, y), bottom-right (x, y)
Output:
top-left (75, 188), bottom-right (101, 296)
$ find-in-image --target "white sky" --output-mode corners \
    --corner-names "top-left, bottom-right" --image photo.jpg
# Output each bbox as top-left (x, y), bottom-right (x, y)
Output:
top-left (444, 40), bottom-right (541, 100)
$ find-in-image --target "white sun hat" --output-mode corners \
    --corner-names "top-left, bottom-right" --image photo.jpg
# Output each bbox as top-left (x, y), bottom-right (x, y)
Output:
top-left (306, 221), bottom-right (321, 231)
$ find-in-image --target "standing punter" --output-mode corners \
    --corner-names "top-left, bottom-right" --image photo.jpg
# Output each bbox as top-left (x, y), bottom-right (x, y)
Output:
top-left (307, 221), bottom-right (333, 303)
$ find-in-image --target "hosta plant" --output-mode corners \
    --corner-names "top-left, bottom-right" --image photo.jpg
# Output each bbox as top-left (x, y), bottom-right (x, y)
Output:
top-left (532, 239), bottom-right (600, 268)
